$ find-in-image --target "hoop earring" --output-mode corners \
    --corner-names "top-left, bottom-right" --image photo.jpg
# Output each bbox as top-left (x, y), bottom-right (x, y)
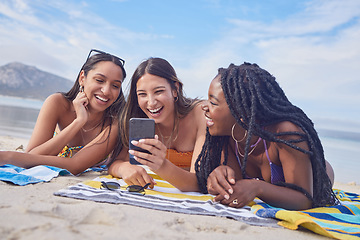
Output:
top-left (231, 123), bottom-right (247, 143)
top-left (79, 86), bottom-right (84, 92)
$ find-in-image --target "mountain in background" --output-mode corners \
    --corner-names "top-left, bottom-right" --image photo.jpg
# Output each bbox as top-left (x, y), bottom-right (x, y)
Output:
top-left (0, 62), bottom-right (74, 100)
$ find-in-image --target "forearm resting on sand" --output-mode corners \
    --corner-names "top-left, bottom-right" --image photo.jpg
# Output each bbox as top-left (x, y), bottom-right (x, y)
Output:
top-left (27, 118), bottom-right (85, 156)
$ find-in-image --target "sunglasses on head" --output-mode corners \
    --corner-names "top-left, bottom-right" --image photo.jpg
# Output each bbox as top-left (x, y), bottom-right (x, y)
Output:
top-left (100, 181), bottom-right (150, 195)
top-left (86, 49), bottom-right (125, 67)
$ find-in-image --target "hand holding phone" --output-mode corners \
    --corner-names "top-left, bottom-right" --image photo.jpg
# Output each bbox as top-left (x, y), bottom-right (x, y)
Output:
top-left (129, 118), bottom-right (155, 164)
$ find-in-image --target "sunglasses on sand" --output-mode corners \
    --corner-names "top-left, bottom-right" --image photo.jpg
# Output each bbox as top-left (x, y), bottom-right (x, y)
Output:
top-left (86, 49), bottom-right (125, 67)
top-left (100, 181), bottom-right (150, 196)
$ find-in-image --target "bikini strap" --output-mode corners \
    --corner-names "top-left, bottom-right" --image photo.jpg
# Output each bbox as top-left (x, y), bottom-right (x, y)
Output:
top-left (263, 139), bottom-right (272, 164)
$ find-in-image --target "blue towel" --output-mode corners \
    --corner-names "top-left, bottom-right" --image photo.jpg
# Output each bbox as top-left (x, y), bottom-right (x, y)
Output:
top-left (0, 164), bottom-right (107, 186)
top-left (0, 164), bottom-right (70, 185)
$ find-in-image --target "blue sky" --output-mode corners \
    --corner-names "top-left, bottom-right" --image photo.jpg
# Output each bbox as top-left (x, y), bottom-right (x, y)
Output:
top-left (0, 0), bottom-right (360, 129)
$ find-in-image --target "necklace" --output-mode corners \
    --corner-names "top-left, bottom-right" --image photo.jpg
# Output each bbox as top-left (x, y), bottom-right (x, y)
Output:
top-left (79, 129), bottom-right (86, 146)
top-left (82, 120), bottom-right (102, 132)
top-left (156, 118), bottom-right (179, 149)
top-left (79, 125), bottom-right (101, 146)
top-left (157, 125), bottom-right (173, 148)
top-left (231, 123), bottom-right (247, 143)
top-left (235, 137), bottom-right (261, 158)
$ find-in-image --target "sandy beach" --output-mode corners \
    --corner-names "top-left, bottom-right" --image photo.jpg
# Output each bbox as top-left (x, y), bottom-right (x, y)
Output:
top-left (0, 135), bottom-right (359, 240)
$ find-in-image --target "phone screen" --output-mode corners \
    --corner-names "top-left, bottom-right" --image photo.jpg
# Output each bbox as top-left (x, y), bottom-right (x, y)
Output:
top-left (129, 118), bottom-right (155, 164)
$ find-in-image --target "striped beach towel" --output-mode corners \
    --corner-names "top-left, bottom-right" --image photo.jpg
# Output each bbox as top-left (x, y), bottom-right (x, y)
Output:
top-left (54, 168), bottom-right (278, 227)
top-left (55, 167), bottom-right (360, 238)
top-left (252, 189), bottom-right (360, 240)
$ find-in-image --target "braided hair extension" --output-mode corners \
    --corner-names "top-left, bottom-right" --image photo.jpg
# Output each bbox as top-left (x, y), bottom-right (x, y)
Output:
top-left (195, 62), bottom-right (338, 207)
top-left (195, 129), bottom-right (229, 193)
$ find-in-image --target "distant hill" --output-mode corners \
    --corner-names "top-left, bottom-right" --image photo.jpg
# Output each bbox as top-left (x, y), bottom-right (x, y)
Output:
top-left (0, 62), bottom-right (74, 100)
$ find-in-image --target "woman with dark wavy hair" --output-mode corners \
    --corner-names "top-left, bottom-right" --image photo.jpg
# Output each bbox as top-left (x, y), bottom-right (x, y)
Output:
top-left (0, 49), bottom-right (126, 175)
top-left (109, 57), bottom-right (206, 191)
top-left (195, 62), bottom-right (338, 210)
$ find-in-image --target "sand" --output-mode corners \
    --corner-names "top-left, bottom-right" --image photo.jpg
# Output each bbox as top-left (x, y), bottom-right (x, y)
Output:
top-left (1, 135), bottom-right (359, 240)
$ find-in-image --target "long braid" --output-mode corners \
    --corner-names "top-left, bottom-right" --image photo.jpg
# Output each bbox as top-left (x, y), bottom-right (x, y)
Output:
top-left (195, 62), bottom-right (338, 207)
top-left (195, 129), bottom-right (229, 193)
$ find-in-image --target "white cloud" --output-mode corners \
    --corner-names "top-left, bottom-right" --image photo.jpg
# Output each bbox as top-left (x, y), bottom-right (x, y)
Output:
top-left (0, 0), bottom-right (359, 121)
top-left (0, 0), bottom-right (177, 81)
top-left (180, 0), bottom-right (360, 120)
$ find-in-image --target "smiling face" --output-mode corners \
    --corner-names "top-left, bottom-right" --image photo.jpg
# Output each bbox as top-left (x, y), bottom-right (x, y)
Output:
top-left (80, 61), bottom-right (123, 112)
top-left (203, 75), bottom-right (236, 136)
top-left (136, 73), bottom-right (177, 124)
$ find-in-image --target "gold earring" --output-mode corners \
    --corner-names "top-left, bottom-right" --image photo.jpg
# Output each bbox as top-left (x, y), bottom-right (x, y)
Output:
top-left (231, 123), bottom-right (247, 143)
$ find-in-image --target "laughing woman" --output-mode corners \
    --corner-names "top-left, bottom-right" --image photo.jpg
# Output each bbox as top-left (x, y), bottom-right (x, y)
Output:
top-left (0, 49), bottom-right (126, 175)
top-left (195, 62), bottom-right (338, 210)
top-left (108, 57), bottom-right (206, 191)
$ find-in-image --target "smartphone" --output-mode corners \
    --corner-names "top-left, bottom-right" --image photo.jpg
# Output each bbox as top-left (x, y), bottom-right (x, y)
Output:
top-left (129, 118), bottom-right (155, 165)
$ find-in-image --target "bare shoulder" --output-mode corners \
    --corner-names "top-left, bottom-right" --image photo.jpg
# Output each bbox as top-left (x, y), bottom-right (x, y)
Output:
top-left (181, 101), bottom-right (204, 121)
top-left (43, 93), bottom-right (71, 112)
top-left (193, 101), bottom-right (207, 138)
top-left (272, 121), bottom-right (303, 133)
top-left (178, 101), bottom-right (206, 141)
top-left (192, 100), bottom-right (206, 120)
top-left (190, 101), bottom-right (206, 128)
top-left (267, 121), bottom-right (305, 141)
top-left (45, 93), bottom-right (68, 104)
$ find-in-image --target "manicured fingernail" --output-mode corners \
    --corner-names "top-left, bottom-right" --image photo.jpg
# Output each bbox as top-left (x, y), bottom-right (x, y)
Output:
top-left (129, 150), bottom-right (134, 154)
top-left (228, 189), bottom-right (233, 194)
top-left (131, 140), bottom-right (138, 145)
top-left (224, 194), bottom-right (229, 200)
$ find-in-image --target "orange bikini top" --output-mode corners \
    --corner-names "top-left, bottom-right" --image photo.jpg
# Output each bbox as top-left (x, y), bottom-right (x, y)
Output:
top-left (166, 149), bottom-right (193, 169)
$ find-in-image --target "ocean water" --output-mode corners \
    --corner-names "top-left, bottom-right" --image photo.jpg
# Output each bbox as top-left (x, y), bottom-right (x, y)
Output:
top-left (0, 96), bottom-right (42, 138)
top-left (0, 95), bottom-right (359, 184)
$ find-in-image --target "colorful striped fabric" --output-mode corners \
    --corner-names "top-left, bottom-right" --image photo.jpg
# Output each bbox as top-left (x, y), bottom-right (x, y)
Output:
top-left (54, 169), bottom-right (278, 227)
top-left (252, 189), bottom-right (360, 240)
top-left (54, 167), bottom-right (360, 239)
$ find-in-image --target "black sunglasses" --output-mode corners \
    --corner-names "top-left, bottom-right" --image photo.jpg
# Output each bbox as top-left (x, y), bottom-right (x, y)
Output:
top-left (100, 181), bottom-right (150, 195)
top-left (86, 49), bottom-right (125, 67)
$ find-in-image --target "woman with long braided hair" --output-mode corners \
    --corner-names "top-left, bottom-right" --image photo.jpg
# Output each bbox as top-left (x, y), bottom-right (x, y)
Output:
top-left (195, 62), bottom-right (338, 210)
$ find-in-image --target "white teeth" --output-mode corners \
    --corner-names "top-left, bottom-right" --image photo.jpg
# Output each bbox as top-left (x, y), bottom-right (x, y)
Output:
top-left (205, 116), bottom-right (212, 121)
top-left (96, 95), bottom-right (109, 102)
top-left (149, 107), bottom-right (162, 113)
